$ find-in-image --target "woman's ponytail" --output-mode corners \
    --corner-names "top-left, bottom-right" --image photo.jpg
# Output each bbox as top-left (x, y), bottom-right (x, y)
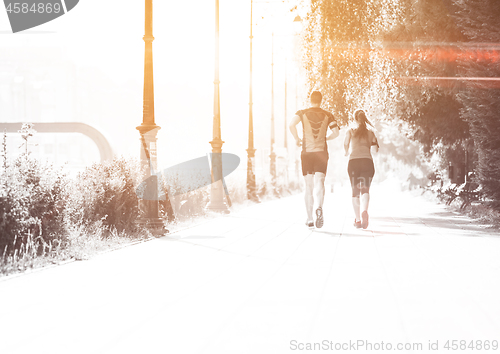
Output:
top-left (353, 110), bottom-right (372, 139)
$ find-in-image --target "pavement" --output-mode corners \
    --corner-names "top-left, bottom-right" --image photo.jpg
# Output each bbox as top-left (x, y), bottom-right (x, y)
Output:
top-left (1, 184), bottom-right (500, 354)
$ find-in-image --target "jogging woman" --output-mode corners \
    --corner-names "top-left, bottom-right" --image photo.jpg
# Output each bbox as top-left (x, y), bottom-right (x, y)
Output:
top-left (343, 110), bottom-right (379, 229)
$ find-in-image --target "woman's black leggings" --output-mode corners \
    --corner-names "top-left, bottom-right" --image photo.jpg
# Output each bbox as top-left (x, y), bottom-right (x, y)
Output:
top-left (348, 158), bottom-right (375, 197)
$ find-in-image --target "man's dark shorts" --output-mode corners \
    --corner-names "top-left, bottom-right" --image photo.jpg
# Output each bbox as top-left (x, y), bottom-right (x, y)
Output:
top-left (301, 151), bottom-right (329, 176)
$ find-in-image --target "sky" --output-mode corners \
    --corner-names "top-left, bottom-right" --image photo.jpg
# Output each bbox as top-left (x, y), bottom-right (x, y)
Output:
top-left (0, 0), bottom-right (305, 175)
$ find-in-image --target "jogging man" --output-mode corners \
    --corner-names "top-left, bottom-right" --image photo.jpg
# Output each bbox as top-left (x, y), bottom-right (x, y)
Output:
top-left (289, 91), bottom-right (339, 228)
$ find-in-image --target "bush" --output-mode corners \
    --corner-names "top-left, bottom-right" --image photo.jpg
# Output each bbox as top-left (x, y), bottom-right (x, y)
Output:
top-left (158, 170), bottom-right (212, 223)
top-left (64, 157), bottom-right (143, 235)
top-left (0, 137), bottom-right (159, 274)
top-left (0, 156), bottom-right (67, 254)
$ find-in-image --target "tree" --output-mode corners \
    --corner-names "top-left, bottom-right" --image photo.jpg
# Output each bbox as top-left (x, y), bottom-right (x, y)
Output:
top-left (302, 0), bottom-right (500, 209)
top-left (445, 0), bottom-right (500, 208)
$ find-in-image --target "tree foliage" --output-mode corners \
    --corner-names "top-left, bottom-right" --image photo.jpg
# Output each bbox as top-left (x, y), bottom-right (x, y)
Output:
top-left (447, 0), bottom-right (500, 208)
top-left (302, 0), bottom-right (500, 209)
top-left (303, 0), bottom-right (379, 125)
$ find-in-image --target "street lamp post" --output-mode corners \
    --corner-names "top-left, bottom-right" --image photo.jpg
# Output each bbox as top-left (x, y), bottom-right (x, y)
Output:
top-left (207, 0), bottom-right (229, 213)
top-left (283, 56), bottom-right (289, 185)
top-left (295, 70), bottom-right (300, 181)
top-left (247, 0), bottom-right (259, 202)
top-left (250, 5), bottom-right (300, 189)
top-left (270, 32), bottom-right (276, 181)
top-left (136, 0), bottom-right (165, 232)
top-left (284, 57), bottom-right (287, 150)
top-left (293, 15), bottom-right (302, 182)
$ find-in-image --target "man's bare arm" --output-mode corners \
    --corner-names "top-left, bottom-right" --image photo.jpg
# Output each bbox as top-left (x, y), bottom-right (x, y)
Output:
top-left (289, 115), bottom-right (302, 146)
top-left (326, 126), bottom-right (339, 140)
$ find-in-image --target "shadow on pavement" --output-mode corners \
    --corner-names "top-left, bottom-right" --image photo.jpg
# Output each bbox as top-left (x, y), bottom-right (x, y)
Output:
top-left (160, 235), bottom-right (226, 241)
top-left (376, 215), bottom-right (491, 232)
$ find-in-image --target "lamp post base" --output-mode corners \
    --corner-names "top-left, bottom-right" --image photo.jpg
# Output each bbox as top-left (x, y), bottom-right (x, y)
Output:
top-left (136, 217), bottom-right (168, 236)
top-left (247, 180), bottom-right (261, 203)
top-left (208, 138), bottom-right (230, 214)
top-left (246, 148), bottom-right (260, 203)
top-left (248, 191), bottom-right (261, 203)
top-left (206, 181), bottom-right (230, 214)
top-left (206, 201), bottom-right (230, 214)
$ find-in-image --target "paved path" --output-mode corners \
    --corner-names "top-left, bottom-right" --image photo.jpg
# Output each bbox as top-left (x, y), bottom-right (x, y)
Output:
top-left (1, 186), bottom-right (500, 354)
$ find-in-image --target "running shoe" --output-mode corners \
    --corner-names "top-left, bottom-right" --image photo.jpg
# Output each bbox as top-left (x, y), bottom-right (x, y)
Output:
top-left (315, 207), bottom-right (324, 228)
top-left (361, 210), bottom-right (369, 229)
top-left (353, 219), bottom-right (362, 228)
top-left (306, 220), bottom-right (314, 228)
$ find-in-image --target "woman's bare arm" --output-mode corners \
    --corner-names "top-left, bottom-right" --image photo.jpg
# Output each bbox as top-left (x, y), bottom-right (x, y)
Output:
top-left (371, 131), bottom-right (379, 153)
top-left (344, 129), bottom-right (351, 156)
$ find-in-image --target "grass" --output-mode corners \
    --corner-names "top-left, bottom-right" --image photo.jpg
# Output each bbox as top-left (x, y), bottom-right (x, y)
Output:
top-left (0, 222), bottom-right (153, 277)
top-left (1, 232), bottom-right (66, 276)
top-left (462, 202), bottom-right (500, 229)
top-left (419, 185), bottom-right (500, 229)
